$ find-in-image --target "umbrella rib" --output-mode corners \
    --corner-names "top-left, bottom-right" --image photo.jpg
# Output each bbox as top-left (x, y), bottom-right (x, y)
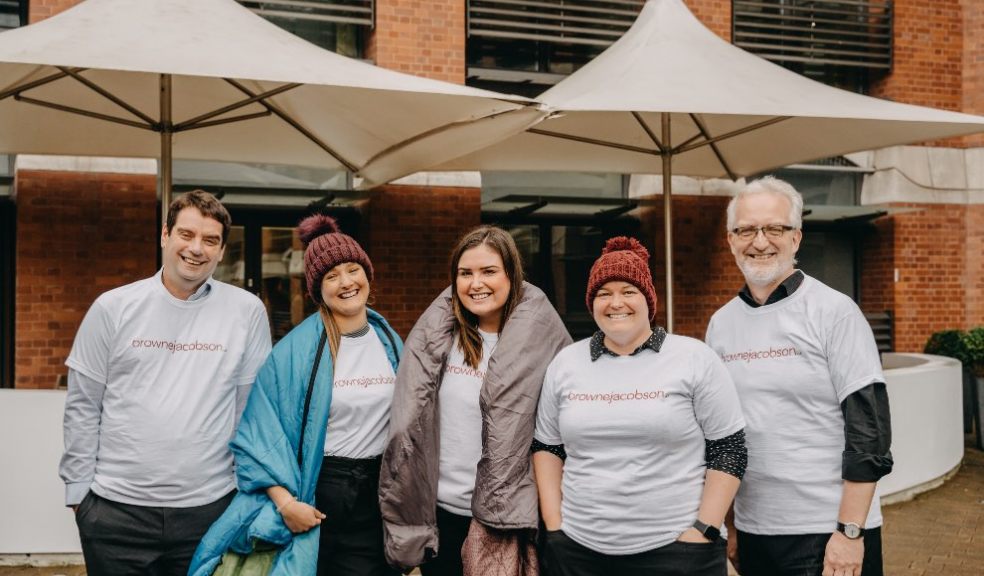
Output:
top-left (174, 82), bottom-right (302, 131)
top-left (0, 68), bottom-right (77, 101)
top-left (224, 78), bottom-right (359, 173)
top-left (630, 112), bottom-right (665, 154)
top-left (688, 113), bottom-right (737, 181)
top-left (57, 67), bottom-right (157, 126)
top-left (13, 94), bottom-right (155, 131)
top-left (360, 107), bottom-right (541, 173)
top-left (673, 116), bottom-right (792, 155)
top-left (527, 128), bottom-right (659, 156)
top-left (173, 110), bottom-right (274, 133)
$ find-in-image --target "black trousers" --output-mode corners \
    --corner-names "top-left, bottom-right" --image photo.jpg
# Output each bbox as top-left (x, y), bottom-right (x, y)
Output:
top-left (75, 489), bottom-right (234, 576)
top-left (736, 527), bottom-right (884, 576)
top-left (315, 455), bottom-right (398, 576)
top-left (419, 506), bottom-right (472, 576)
top-left (542, 529), bottom-right (727, 576)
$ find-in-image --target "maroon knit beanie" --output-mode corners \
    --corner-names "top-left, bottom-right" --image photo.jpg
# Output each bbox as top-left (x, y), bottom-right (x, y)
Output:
top-left (585, 237), bottom-right (657, 322)
top-left (298, 214), bottom-right (374, 304)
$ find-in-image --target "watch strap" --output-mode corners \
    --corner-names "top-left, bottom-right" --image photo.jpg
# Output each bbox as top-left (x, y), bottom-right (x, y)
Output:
top-left (692, 519), bottom-right (721, 542)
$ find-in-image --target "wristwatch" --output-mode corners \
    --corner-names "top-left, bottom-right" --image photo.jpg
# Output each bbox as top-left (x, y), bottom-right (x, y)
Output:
top-left (837, 521), bottom-right (865, 540)
top-left (692, 519), bottom-right (721, 542)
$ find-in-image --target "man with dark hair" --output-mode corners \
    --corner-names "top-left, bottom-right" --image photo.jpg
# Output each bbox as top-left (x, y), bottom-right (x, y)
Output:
top-left (706, 177), bottom-right (893, 576)
top-left (60, 189), bottom-right (272, 576)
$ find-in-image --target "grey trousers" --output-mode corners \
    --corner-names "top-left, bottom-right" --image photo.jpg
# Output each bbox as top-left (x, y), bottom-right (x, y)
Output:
top-left (75, 490), bottom-right (234, 576)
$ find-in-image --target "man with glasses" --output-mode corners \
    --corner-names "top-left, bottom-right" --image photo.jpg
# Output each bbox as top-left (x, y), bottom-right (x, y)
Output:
top-left (705, 177), bottom-right (892, 576)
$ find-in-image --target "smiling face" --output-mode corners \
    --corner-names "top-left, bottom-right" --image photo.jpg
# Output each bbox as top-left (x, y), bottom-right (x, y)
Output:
top-left (727, 192), bottom-right (802, 291)
top-left (160, 207), bottom-right (225, 300)
top-left (455, 244), bottom-right (512, 333)
top-left (320, 262), bottom-right (370, 324)
top-left (592, 280), bottom-right (652, 353)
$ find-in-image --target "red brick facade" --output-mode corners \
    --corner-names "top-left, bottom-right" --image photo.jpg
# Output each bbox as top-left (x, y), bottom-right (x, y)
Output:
top-left (13, 170), bottom-right (157, 388)
top-left (367, 185), bottom-right (481, 336)
top-left (368, 0), bottom-right (466, 84)
top-left (7, 0), bottom-right (984, 388)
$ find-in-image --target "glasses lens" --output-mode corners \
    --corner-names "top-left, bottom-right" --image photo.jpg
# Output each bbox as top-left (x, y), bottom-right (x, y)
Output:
top-left (764, 225), bottom-right (787, 238)
top-left (736, 226), bottom-right (757, 239)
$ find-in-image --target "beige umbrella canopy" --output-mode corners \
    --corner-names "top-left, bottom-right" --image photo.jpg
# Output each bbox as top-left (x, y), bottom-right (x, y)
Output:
top-left (0, 0), bottom-right (543, 221)
top-left (433, 0), bottom-right (984, 331)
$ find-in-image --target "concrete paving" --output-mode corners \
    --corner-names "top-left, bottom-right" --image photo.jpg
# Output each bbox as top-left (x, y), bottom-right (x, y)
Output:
top-left (4, 439), bottom-right (982, 576)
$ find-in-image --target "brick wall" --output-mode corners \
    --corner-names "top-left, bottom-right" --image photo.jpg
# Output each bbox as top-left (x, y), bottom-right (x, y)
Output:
top-left (686, 0), bottom-right (732, 41)
top-left (965, 204), bottom-right (984, 329)
top-left (962, 0), bottom-right (984, 145)
top-left (28, 0), bottom-right (79, 23)
top-left (368, 0), bottom-right (465, 83)
top-left (639, 195), bottom-right (745, 339)
top-left (14, 170), bottom-right (157, 389)
top-left (870, 0), bottom-right (964, 112)
top-left (879, 203), bottom-right (978, 352)
top-left (366, 185), bottom-right (480, 336)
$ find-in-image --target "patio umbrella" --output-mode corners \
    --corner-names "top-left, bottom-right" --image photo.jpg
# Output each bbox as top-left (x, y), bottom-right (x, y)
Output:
top-left (432, 0), bottom-right (984, 332)
top-left (0, 0), bottom-right (543, 224)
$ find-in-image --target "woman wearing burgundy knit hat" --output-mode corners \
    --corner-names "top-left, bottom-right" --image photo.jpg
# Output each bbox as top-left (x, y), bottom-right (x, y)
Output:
top-left (531, 237), bottom-right (748, 576)
top-left (189, 215), bottom-right (402, 576)
top-left (379, 226), bottom-right (571, 576)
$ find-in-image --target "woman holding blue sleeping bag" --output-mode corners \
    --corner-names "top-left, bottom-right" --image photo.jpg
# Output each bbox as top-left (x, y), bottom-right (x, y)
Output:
top-left (189, 214), bottom-right (402, 576)
top-left (532, 237), bottom-right (748, 576)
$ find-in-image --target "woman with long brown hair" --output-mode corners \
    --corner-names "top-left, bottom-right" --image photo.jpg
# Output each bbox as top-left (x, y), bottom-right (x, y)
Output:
top-left (379, 225), bottom-right (571, 576)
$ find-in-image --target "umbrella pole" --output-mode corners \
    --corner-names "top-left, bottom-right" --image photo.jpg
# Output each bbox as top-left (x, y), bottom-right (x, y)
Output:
top-left (160, 73), bottom-right (173, 232)
top-left (662, 113), bottom-right (674, 334)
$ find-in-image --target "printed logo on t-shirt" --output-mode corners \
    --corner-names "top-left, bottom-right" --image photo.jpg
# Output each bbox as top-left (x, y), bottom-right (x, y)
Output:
top-left (445, 362), bottom-right (485, 381)
top-left (334, 374), bottom-right (396, 388)
top-left (130, 338), bottom-right (226, 354)
top-left (566, 389), bottom-right (667, 404)
top-left (719, 345), bottom-right (801, 364)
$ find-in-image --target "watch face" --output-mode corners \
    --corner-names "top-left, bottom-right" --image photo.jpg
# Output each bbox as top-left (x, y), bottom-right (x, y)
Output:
top-left (843, 523), bottom-right (862, 539)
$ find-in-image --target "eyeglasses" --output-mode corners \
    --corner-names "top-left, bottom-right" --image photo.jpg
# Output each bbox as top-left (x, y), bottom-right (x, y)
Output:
top-left (731, 224), bottom-right (796, 240)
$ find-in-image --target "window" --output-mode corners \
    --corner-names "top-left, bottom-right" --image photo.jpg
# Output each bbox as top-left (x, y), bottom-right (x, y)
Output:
top-left (466, 0), bottom-right (644, 93)
top-left (0, 0), bottom-right (28, 32)
top-left (732, 0), bottom-right (893, 92)
top-left (238, 0), bottom-right (373, 57)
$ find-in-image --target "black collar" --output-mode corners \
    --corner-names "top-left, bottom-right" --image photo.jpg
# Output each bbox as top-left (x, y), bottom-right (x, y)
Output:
top-left (590, 327), bottom-right (667, 361)
top-left (738, 270), bottom-right (805, 308)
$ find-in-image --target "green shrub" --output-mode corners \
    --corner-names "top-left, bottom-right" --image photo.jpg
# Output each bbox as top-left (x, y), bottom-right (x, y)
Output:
top-left (965, 327), bottom-right (984, 376)
top-left (924, 330), bottom-right (972, 367)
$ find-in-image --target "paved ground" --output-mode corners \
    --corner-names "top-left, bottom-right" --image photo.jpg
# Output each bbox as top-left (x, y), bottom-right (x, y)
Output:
top-left (5, 438), bottom-right (983, 576)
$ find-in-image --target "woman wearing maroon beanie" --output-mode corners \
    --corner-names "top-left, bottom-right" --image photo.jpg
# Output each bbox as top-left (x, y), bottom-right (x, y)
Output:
top-left (531, 237), bottom-right (748, 576)
top-left (379, 226), bottom-right (571, 576)
top-left (191, 214), bottom-right (402, 576)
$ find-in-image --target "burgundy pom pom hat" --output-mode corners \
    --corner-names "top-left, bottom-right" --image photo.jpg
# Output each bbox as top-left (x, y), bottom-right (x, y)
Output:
top-left (586, 237), bottom-right (658, 322)
top-left (297, 214), bottom-right (374, 304)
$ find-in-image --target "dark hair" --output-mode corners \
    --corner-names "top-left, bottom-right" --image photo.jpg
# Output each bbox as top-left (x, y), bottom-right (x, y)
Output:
top-left (449, 226), bottom-right (525, 369)
top-left (165, 189), bottom-right (232, 246)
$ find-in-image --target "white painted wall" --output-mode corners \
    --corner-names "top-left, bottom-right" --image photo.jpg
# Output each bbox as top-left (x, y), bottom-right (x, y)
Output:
top-left (879, 353), bottom-right (964, 499)
top-left (0, 390), bottom-right (81, 553)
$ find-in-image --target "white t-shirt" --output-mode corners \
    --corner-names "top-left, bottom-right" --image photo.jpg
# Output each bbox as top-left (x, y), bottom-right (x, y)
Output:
top-left (65, 272), bottom-right (271, 507)
top-left (437, 330), bottom-right (498, 517)
top-left (705, 274), bottom-right (884, 534)
top-left (534, 334), bottom-right (745, 555)
top-left (324, 328), bottom-right (396, 458)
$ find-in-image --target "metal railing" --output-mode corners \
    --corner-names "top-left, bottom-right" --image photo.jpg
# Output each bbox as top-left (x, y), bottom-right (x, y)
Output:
top-left (468, 0), bottom-right (645, 47)
top-left (238, 0), bottom-right (374, 28)
top-left (733, 0), bottom-right (893, 70)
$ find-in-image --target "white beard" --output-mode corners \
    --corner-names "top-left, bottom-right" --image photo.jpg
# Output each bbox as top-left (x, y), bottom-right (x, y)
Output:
top-left (737, 254), bottom-right (795, 288)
